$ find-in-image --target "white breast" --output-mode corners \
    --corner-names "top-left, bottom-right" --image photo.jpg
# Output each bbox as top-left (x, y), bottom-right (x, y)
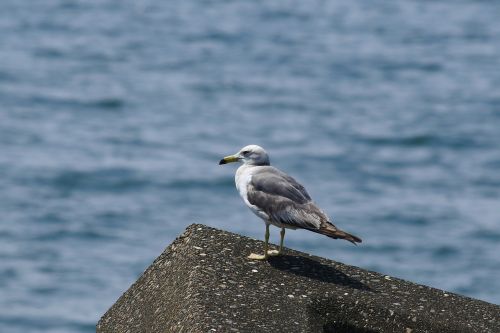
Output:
top-left (235, 165), bottom-right (269, 222)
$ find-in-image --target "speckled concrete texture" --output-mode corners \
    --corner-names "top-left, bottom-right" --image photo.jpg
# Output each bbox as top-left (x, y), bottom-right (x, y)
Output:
top-left (97, 224), bottom-right (500, 333)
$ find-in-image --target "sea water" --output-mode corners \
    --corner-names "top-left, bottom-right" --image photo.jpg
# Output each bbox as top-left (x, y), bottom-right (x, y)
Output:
top-left (1, 0), bottom-right (500, 332)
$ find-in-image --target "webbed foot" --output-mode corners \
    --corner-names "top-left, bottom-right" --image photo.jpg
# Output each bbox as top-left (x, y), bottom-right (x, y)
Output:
top-left (247, 253), bottom-right (267, 260)
top-left (266, 249), bottom-right (280, 256)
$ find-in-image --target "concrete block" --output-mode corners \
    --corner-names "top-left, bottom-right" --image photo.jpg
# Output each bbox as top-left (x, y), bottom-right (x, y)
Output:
top-left (97, 224), bottom-right (499, 333)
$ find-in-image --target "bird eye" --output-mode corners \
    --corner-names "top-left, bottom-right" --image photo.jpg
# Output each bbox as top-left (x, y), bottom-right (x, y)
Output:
top-left (241, 150), bottom-right (250, 155)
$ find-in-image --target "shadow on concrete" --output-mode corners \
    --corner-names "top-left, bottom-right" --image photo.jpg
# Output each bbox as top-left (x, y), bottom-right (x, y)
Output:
top-left (268, 254), bottom-right (372, 291)
top-left (323, 321), bottom-right (379, 333)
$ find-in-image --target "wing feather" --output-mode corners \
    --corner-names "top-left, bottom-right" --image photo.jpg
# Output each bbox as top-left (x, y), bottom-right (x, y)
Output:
top-left (247, 167), bottom-right (327, 230)
top-left (250, 167), bottom-right (311, 204)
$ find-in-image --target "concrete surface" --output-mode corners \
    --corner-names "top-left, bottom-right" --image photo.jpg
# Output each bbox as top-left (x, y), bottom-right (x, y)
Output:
top-left (97, 224), bottom-right (500, 333)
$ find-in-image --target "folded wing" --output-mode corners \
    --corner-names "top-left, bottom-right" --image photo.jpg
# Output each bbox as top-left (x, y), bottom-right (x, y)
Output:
top-left (246, 167), bottom-right (326, 230)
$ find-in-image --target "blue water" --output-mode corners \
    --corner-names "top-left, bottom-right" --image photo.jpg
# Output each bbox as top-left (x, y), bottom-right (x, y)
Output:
top-left (1, 0), bottom-right (500, 331)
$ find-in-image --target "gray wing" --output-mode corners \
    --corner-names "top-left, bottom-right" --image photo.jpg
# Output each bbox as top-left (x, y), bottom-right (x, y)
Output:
top-left (246, 167), bottom-right (327, 230)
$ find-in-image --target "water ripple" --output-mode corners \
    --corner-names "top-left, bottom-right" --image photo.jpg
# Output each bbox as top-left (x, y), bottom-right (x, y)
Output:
top-left (1, 0), bottom-right (500, 332)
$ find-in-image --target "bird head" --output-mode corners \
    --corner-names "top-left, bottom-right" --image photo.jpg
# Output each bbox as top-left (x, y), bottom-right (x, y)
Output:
top-left (219, 145), bottom-right (270, 166)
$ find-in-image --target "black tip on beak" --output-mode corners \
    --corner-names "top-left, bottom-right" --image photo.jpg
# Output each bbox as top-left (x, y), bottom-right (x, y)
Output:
top-left (219, 159), bottom-right (227, 165)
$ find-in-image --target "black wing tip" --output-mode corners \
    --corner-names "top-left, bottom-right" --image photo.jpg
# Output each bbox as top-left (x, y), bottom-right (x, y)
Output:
top-left (349, 237), bottom-right (362, 246)
top-left (348, 234), bottom-right (362, 245)
top-left (321, 227), bottom-right (362, 245)
top-left (351, 235), bottom-right (362, 244)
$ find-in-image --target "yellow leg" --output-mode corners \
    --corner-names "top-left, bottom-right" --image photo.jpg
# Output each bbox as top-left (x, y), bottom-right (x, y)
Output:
top-left (266, 227), bottom-right (285, 256)
top-left (248, 224), bottom-right (271, 260)
top-left (279, 228), bottom-right (285, 253)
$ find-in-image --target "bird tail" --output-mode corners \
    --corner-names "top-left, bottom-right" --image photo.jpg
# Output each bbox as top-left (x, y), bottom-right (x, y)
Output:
top-left (319, 222), bottom-right (362, 245)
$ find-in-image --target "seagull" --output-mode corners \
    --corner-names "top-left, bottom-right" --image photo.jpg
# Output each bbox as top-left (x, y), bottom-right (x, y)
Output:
top-left (219, 144), bottom-right (361, 260)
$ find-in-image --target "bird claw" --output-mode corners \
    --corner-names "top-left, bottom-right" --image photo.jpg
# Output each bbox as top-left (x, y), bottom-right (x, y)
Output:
top-left (247, 249), bottom-right (281, 260)
top-left (267, 249), bottom-right (280, 256)
top-left (247, 253), bottom-right (267, 260)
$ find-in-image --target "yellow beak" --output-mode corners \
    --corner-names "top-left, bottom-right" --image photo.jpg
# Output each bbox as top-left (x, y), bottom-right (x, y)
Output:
top-left (219, 154), bottom-right (239, 165)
